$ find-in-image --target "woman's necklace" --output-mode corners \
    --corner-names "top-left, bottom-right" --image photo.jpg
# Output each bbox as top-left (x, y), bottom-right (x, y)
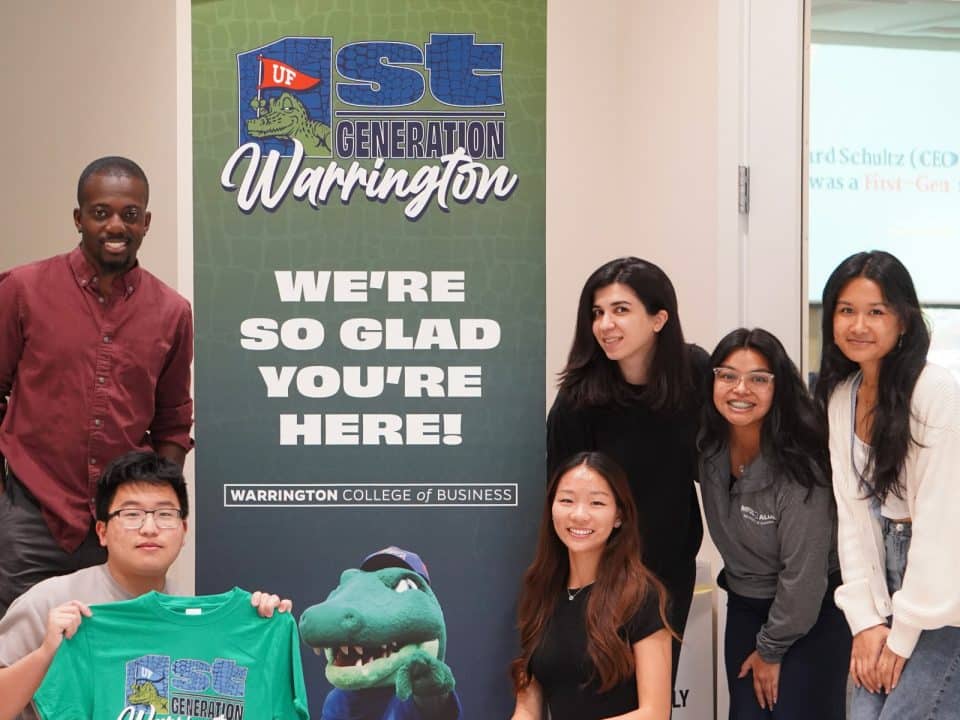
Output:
top-left (730, 443), bottom-right (759, 479)
top-left (567, 586), bottom-right (586, 601)
top-left (856, 383), bottom-right (877, 440)
top-left (731, 456), bottom-right (755, 478)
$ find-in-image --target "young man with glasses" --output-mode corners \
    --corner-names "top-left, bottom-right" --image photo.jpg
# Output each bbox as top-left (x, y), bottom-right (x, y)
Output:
top-left (0, 451), bottom-right (289, 720)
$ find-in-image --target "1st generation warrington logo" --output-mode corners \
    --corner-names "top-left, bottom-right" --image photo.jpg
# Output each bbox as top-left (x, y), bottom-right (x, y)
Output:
top-left (121, 654), bottom-right (248, 719)
top-left (221, 35), bottom-right (519, 220)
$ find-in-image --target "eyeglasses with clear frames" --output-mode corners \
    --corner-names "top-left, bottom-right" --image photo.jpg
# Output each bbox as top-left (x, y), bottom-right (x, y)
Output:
top-left (107, 508), bottom-right (184, 530)
top-left (712, 367), bottom-right (775, 389)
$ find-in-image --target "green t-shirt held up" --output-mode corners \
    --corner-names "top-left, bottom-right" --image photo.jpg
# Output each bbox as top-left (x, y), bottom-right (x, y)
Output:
top-left (34, 588), bottom-right (310, 720)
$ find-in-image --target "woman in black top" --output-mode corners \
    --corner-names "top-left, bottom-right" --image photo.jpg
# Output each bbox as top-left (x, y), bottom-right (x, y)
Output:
top-left (511, 451), bottom-right (673, 720)
top-left (546, 257), bottom-right (707, 678)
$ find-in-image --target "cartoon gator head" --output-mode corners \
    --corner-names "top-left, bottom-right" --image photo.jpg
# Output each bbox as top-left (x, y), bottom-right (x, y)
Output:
top-left (246, 91), bottom-right (330, 156)
top-left (128, 679), bottom-right (169, 715)
top-left (299, 547), bottom-right (448, 691)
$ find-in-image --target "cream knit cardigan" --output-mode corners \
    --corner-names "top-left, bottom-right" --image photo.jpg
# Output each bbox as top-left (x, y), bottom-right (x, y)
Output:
top-left (827, 363), bottom-right (960, 658)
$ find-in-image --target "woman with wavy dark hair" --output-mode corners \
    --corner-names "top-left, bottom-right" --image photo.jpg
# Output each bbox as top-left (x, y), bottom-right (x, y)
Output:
top-left (816, 251), bottom-right (960, 720)
top-left (547, 257), bottom-right (707, 678)
top-left (511, 451), bottom-right (673, 720)
top-left (700, 328), bottom-right (849, 718)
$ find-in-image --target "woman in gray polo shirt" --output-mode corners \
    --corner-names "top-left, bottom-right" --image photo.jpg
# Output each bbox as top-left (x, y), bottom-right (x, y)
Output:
top-left (699, 328), bottom-right (850, 719)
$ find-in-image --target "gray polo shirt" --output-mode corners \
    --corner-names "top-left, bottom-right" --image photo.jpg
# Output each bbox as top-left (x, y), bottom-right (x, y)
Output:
top-left (700, 451), bottom-right (839, 662)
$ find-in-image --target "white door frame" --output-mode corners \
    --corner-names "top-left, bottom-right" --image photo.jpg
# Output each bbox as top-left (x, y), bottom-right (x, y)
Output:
top-left (717, 0), bottom-right (806, 362)
top-left (715, 3), bottom-right (805, 717)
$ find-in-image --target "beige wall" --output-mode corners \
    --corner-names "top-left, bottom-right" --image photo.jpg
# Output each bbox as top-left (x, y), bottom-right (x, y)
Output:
top-left (0, 1), bottom-right (179, 286)
top-left (547, 1), bottom-right (720, 403)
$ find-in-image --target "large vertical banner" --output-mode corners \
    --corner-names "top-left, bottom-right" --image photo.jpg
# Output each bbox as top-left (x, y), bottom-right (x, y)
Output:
top-left (191, 1), bottom-right (545, 716)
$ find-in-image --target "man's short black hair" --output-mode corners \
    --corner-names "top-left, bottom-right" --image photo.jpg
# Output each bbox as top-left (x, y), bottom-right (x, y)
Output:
top-left (95, 451), bottom-right (188, 521)
top-left (77, 156), bottom-right (150, 206)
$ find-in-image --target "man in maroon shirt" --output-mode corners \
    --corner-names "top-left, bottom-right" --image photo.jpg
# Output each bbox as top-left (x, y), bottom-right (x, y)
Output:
top-left (0, 157), bottom-right (193, 617)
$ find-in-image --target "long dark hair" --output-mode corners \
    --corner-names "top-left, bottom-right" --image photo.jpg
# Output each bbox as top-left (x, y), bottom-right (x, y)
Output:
top-left (511, 451), bottom-right (671, 694)
top-left (814, 251), bottom-right (929, 501)
top-left (557, 257), bottom-right (694, 413)
top-left (700, 329), bottom-right (829, 494)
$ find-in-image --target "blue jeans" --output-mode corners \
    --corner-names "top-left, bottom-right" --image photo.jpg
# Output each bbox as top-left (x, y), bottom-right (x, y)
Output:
top-left (850, 519), bottom-right (960, 720)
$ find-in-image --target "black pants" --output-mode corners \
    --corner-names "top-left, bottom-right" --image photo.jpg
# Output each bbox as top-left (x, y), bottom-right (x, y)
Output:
top-left (724, 573), bottom-right (851, 720)
top-left (0, 467), bottom-right (106, 619)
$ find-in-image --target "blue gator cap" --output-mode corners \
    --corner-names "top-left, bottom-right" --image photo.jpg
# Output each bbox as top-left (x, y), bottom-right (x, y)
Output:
top-left (360, 546), bottom-right (431, 584)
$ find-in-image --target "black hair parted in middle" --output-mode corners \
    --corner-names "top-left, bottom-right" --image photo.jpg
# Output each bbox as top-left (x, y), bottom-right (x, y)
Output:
top-left (700, 327), bottom-right (830, 496)
top-left (557, 257), bottom-right (694, 413)
top-left (814, 250), bottom-right (929, 503)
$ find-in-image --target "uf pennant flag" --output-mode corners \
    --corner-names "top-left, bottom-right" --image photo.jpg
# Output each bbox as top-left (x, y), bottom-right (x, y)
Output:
top-left (258, 56), bottom-right (321, 90)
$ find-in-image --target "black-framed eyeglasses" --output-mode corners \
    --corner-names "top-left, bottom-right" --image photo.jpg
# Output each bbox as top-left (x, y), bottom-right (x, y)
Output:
top-left (107, 508), bottom-right (183, 530)
top-left (712, 367), bottom-right (775, 389)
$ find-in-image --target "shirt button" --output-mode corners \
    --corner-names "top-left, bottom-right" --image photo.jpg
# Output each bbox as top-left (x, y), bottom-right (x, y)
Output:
top-left (94, 419), bottom-right (103, 427)
top-left (98, 297), bottom-right (105, 304)
top-left (90, 458), bottom-right (97, 465)
top-left (97, 376), bottom-right (105, 384)
top-left (103, 336), bottom-right (111, 343)
top-left (127, 286), bottom-right (133, 293)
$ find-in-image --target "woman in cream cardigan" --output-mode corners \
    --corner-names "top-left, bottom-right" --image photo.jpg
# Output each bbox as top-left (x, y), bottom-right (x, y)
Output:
top-left (815, 250), bottom-right (960, 720)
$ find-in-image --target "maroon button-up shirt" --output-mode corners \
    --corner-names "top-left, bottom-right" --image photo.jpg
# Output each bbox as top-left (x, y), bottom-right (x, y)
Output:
top-left (0, 247), bottom-right (194, 551)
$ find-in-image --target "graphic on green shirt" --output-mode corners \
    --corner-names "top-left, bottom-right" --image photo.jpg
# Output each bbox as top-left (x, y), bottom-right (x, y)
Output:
top-left (34, 588), bottom-right (309, 720)
top-left (125, 654), bottom-right (248, 719)
top-left (127, 678), bottom-right (169, 715)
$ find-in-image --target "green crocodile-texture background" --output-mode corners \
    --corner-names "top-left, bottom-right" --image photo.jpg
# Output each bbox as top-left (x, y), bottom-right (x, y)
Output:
top-left (192, 0), bottom-right (545, 715)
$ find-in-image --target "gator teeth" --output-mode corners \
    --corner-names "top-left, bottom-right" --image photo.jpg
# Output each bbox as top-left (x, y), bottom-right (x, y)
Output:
top-left (327, 639), bottom-right (431, 668)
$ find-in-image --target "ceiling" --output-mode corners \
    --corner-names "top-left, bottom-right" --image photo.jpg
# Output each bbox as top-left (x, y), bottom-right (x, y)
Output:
top-left (812, 0), bottom-right (960, 45)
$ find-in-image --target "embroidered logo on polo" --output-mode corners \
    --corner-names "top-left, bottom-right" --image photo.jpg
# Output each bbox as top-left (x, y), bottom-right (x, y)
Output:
top-left (740, 504), bottom-right (777, 526)
top-left (122, 654), bottom-right (248, 719)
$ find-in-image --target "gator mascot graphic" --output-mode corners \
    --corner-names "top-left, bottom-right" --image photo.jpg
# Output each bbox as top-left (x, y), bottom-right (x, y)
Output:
top-left (299, 547), bottom-right (462, 720)
top-left (247, 91), bottom-right (331, 156)
top-left (127, 679), bottom-right (170, 715)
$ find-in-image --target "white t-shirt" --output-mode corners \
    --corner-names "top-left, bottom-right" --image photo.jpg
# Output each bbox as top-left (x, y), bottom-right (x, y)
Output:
top-left (852, 433), bottom-right (910, 520)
